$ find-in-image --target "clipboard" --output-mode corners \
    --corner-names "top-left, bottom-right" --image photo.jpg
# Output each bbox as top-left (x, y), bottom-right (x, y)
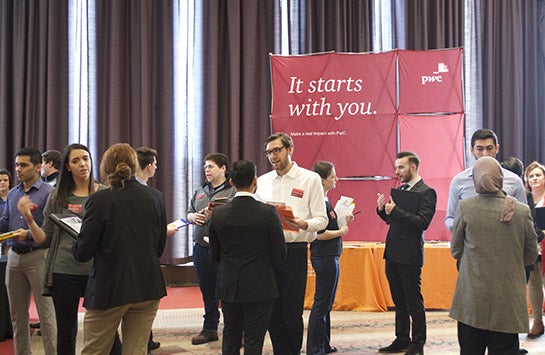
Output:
top-left (49, 213), bottom-right (82, 239)
top-left (390, 188), bottom-right (421, 214)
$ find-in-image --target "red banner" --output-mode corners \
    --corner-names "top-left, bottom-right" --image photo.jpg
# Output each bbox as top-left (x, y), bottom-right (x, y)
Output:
top-left (270, 52), bottom-right (397, 176)
top-left (398, 48), bottom-right (464, 114)
top-left (270, 50), bottom-right (465, 242)
top-left (399, 114), bottom-right (465, 240)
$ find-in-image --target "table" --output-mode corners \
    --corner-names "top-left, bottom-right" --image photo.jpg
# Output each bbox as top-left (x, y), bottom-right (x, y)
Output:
top-left (304, 242), bottom-right (457, 311)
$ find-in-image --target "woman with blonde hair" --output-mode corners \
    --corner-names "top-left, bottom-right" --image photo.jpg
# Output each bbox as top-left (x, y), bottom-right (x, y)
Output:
top-left (524, 161), bottom-right (545, 337)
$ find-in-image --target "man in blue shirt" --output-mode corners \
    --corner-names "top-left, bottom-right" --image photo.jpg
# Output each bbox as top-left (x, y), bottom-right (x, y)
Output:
top-left (0, 147), bottom-right (56, 354)
top-left (445, 129), bottom-right (527, 231)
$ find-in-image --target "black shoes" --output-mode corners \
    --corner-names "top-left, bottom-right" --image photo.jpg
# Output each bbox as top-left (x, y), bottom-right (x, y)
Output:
top-left (379, 338), bottom-right (410, 353)
top-left (148, 340), bottom-right (161, 351)
top-left (404, 345), bottom-right (424, 355)
top-left (325, 346), bottom-right (338, 353)
top-left (191, 329), bottom-right (219, 345)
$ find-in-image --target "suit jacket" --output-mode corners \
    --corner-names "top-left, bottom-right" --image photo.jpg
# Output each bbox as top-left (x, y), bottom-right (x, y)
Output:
top-left (73, 179), bottom-right (167, 309)
top-left (209, 195), bottom-right (287, 303)
top-left (449, 191), bottom-right (538, 333)
top-left (377, 179), bottom-right (437, 266)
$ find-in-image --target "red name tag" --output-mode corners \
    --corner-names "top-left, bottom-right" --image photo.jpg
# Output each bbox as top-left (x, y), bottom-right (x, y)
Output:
top-left (68, 204), bottom-right (83, 215)
top-left (291, 188), bottom-right (304, 198)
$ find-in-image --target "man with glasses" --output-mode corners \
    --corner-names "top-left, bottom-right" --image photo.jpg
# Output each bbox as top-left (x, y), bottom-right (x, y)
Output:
top-left (187, 153), bottom-right (235, 345)
top-left (256, 132), bottom-right (328, 355)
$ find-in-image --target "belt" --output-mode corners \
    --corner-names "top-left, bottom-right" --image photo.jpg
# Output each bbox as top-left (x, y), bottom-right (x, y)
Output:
top-left (11, 245), bottom-right (41, 255)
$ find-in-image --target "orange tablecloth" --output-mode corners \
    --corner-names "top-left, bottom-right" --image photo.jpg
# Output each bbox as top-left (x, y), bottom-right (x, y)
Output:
top-left (304, 242), bottom-right (457, 311)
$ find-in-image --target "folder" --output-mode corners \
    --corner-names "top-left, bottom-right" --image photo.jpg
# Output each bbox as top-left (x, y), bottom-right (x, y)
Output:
top-left (0, 231), bottom-right (18, 242)
top-left (535, 206), bottom-right (545, 230)
top-left (390, 188), bottom-right (421, 214)
top-left (207, 197), bottom-right (231, 210)
top-left (268, 202), bottom-right (299, 232)
top-left (169, 218), bottom-right (190, 229)
top-left (49, 213), bottom-right (82, 239)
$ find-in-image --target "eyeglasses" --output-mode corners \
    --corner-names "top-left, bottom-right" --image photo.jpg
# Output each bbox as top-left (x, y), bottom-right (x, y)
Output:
top-left (264, 146), bottom-right (286, 157)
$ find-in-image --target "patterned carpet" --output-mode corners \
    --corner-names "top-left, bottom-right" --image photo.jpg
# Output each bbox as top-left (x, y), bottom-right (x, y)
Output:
top-left (28, 309), bottom-right (545, 354)
top-left (150, 309), bottom-right (459, 354)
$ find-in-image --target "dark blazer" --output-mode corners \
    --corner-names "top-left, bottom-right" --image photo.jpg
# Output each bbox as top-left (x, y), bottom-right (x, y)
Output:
top-left (73, 179), bottom-right (167, 309)
top-left (209, 195), bottom-right (287, 303)
top-left (377, 179), bottom-right (437, 266)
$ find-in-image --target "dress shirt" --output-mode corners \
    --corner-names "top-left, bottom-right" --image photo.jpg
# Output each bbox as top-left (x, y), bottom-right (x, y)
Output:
top-left (400, 176), bottom-right (422, 191)
top-left (0, 178), bottom-right (54, 248)
top-left (445, 166), bottom-right (527, 230)
top-left (256, 162), bottom-right (328, 243)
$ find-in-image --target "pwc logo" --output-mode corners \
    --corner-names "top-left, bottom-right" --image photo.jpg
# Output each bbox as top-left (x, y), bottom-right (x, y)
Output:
top-left (421, 63), bottom-right (449, 85)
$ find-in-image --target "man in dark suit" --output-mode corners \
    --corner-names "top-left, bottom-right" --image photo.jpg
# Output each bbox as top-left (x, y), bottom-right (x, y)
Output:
top-left (209, 160), bottom-right (287, 354)
top-left (376, 151), bottom-right (437, 355)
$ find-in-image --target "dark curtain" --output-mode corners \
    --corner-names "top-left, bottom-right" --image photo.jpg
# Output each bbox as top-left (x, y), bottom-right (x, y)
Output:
top-left (304, 0), bottom-right (372, 53)
top-left (93, 1), bottom-right (177, 259)
top-left (401, 0), bottom-right (464, 50)
top-left (0, 0), bottom-right (69, 170)
top-left (480, 0), bottom-right (544, 163)
top-left (202, 0), bottom-right (275, 174)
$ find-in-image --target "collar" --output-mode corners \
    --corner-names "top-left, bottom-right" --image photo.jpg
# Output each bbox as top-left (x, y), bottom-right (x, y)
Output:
top-left (234, 191), bottom-right (256, 199)
top-left (44, 171), bottom-right (58, 182)
top-left (18, 176), bottom-right (46, 193)
top-left (204, 178), bottom-right (229, 190)
top-left (136, 176), bottom-right (148, 185)
top-left (276, 161), bottom-right (299, 178)
top-left (404, 176), bottom-right (422, 189)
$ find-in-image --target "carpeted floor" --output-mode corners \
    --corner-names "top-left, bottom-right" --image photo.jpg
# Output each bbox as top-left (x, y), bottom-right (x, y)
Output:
top-left (27, 308), bottom-right (545, 354)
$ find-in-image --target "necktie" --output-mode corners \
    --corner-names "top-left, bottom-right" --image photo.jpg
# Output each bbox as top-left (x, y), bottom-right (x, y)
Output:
top-left (400, 183), bottom-right (410, 190)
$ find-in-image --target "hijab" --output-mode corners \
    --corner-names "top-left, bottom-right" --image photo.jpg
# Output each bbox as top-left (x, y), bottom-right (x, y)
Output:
top-left (472, 156), bottom-right (516, 224)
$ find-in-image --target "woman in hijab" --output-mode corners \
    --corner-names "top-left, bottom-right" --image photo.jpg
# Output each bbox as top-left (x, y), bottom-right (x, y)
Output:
top-left (449, 156), bottom-right (538, 355)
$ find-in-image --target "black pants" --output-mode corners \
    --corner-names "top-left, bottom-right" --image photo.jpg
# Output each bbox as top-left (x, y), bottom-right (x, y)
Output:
top-left (222, 299), bottom-right (274, 355)
top-left (268, 243), bottom-right (308, 355)
top-left (50, 273), bottom-right (122, 355)
top-left (385, 260), bottom-right (426, 348)
top-left (457, 322), bottom-right (519, 355)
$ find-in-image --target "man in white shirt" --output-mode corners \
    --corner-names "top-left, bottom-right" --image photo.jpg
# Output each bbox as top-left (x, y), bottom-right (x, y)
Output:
top-left (255, 132), bottom-right (328, 355)
top-left (445, 129), bottom-right (527, 231)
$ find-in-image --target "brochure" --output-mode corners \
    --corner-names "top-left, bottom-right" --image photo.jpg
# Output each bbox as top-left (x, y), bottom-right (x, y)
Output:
top-left (334, 195), bottom-right (355, 227)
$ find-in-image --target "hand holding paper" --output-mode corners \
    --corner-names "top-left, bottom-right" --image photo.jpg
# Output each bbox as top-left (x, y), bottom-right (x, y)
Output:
top-left (334, 196), bottom-right (355, 227)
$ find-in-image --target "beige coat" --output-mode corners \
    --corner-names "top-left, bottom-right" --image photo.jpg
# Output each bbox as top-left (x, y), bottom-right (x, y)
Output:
top-left (449, 191), bottom-right (538, 334)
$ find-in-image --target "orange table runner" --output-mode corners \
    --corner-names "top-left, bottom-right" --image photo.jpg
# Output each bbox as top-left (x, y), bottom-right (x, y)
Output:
top-left (304, 242), bottom-right (457, 312)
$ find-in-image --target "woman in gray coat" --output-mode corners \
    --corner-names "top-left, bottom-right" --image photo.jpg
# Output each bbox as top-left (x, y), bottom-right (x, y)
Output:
top-left (450, 156), bottom-right (538, 355)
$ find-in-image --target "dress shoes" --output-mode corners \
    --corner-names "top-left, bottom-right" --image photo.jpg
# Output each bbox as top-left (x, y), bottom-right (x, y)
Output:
top-left (404, 346), bottom-right (424, 355)
top-left (378, 338), bottom-right (410, 353)
top-left (325, 346), bottom-right (338, 353)
top-left (528, 319), bottom-right (544, 338)
top-left (191, 329), bottom-right (219, 345)
top-left (148, 340), bottom-right (161, 351)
